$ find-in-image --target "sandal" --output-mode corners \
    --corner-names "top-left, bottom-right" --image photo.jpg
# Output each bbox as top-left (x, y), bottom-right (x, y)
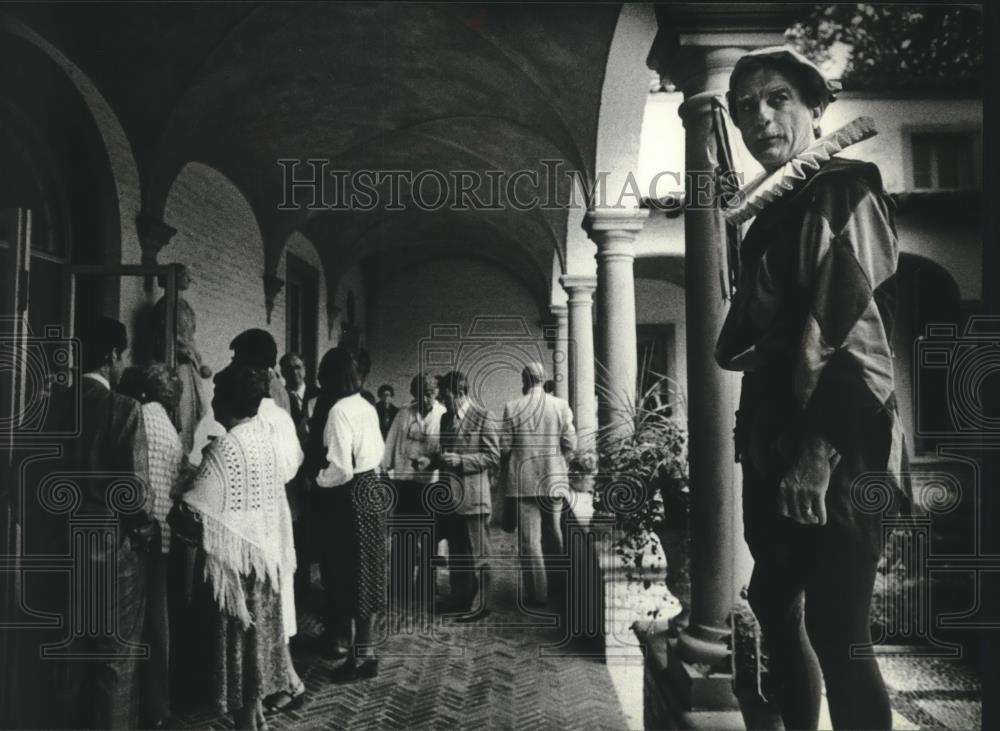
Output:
top-left (263, 681), bottom-right (306, 714)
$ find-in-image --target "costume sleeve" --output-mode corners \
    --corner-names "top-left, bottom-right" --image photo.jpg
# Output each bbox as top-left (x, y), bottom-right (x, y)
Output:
top-left (458, 410), bottom-right (501, 475)
top-left (793, 168), bottom-right (898, 456)
top-left (316, 406), bottom-right (354, 487)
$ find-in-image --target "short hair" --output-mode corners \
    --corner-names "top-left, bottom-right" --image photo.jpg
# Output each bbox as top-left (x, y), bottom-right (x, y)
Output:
top-left (117, 363), bottom-right (182, 412)
top-left (78, 317), bottom-right (128, 372)
top-left (437, 370), bottom-right (468, 396)
top-left (543, 379), bottom-right (555, 394)
top-left (155, 262), bottom-right (187, 290)
top-left (377, 384), bottom-right (394, 398)
top-left (316, 347), bottom-right (363, 399)
top-left (410, 372), bottom-right (438, 400)
top-left (213, 364), bottom-right (268, 419)
top-left (727, 56), bottom-right (826, 128)
top-left (230, 329), bottom-right (278, 369)
top-left (521, 361), bottom-right (545, 387)
top-left (279, 352), bottom-right (303, 370)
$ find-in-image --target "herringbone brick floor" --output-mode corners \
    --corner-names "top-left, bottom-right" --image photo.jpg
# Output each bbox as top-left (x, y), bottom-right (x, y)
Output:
top-left (171, 530), bottom-right (630, 730)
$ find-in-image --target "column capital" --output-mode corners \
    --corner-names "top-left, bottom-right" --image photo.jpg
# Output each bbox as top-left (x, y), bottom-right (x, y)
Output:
top-left (583, 207), bottom-right (648, 239)
top-left (549, 303), bottom-right (568, 319)
top-left (136, 211), bottom-right (177, 264)
top-left (559, 274), bottom-right (597, 299)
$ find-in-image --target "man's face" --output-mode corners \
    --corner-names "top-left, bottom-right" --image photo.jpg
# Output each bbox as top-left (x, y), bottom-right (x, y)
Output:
top-left (109, 348), bottom-right (127, 386)
top-left (281, 356), bottom-right (305, 390)
top-left (379, 390), bottom-right (393, 405)
top-left (731, 66), bottom-right (820, 171)
top-left (439, 386), bottom-right (456, 413)
top-left (419, 383), bottom-right (438, 414)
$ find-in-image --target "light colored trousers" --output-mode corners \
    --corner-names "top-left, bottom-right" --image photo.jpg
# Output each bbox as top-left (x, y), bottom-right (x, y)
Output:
top-left (515, 496), bottom-right (564, 604)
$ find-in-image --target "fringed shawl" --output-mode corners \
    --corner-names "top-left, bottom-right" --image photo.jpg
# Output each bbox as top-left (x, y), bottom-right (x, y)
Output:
top-left (183, 415), bottom-right (299, 628)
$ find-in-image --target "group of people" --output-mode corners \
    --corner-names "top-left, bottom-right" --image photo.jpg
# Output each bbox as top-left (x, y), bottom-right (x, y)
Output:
top-left (29, 310), bottom-right (578, 731)
top-left (22, 42), bottom-right (909, 731)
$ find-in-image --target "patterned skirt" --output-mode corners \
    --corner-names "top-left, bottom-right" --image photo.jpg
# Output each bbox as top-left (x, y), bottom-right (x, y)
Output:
top-left (209, 571), bottom-right (289, 714)
top-left (316, 470), bottom-right (388, 621)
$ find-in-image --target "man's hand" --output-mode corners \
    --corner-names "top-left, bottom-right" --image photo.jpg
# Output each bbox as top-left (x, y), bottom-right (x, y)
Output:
top-left (779, 437), bottom-right (835, 525)
top-left (440, 452), bottom-right (462, 468)
top-left (412, 456), bottom-right (431, 472)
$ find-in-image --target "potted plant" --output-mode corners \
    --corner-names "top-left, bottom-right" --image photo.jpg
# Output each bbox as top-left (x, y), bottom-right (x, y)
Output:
top-left (592, 367), bottom-right (689, 579)
top-left (567, 447), bottom-right (598, 492)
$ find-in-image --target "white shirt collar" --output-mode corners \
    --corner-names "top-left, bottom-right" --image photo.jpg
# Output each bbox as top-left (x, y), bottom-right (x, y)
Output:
top-left (454, 399), bottom-right (471, 421)
top-left (83, 372), bottom-right (110, 390)
top-left (292, 384), bottom-right (306, 400)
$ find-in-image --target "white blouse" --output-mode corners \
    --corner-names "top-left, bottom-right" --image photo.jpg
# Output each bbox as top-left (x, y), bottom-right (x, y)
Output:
top-left (315, 393), bottom-right (385, 488)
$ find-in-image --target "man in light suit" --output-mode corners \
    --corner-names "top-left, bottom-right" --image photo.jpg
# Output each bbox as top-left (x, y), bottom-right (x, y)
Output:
top-left (501, 361), bottom-right (576, 607)
top-left (432, 370), bottom-right (500, 620)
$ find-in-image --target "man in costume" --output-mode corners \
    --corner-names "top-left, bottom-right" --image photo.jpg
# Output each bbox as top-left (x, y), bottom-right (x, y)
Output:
top-left (716, 47), bottom-right (909, 730)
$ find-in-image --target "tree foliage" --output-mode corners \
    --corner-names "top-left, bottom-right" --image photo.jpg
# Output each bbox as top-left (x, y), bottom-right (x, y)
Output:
top-left (786, 4), bottom-right (983, 91)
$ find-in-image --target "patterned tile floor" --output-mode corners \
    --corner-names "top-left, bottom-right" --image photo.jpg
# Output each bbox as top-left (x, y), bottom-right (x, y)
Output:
top-left (170, 525), bottom-right (984, 731)
top-left (880, 654), bottom-right (982, 730)
top-left (171, 529), bottom-right (630, 730)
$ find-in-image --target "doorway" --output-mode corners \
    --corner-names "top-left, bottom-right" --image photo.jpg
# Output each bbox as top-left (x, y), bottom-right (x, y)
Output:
top-left (285, 253), bottom-right (320, 385)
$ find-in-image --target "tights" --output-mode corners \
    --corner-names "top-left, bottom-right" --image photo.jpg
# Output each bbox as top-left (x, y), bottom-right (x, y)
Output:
top-left (744, 466), bottom-right (892, 730)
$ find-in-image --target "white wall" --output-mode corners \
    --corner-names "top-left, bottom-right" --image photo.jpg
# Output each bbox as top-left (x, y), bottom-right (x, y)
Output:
top-left (635, 277), bottom-right (687, 404)
top-left (366, 257), bottom-right (546, 416)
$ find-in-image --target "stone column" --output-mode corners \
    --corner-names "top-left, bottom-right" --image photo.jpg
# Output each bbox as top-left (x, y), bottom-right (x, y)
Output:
top-left (672, 46), bottom-right (751, 674)
top-left (560, 275), bottom-right (597, 449)
top-left (550, 304), bottom-right (569, 400)
top-left (585, 209), bottom-right (648, 446)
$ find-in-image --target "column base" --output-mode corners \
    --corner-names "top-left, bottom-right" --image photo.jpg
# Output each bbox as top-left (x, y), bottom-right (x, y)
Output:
top-left (643, 634), bottom-right (745, 730)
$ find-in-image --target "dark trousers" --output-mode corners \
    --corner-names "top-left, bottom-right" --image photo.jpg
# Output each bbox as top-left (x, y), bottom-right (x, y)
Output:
top-left (59, 534), bottom-right (149, 730)
top-left (743, 458), bottom-right (891, 731)
top-left (140, 551), bottom-right (171, 726)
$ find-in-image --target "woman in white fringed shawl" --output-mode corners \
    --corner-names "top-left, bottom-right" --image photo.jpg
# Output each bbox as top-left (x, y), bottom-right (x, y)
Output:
top-left (180, 364), bottom-right (298, 730)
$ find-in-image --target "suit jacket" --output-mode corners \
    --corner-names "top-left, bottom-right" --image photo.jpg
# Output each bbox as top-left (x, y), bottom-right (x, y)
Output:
top-left (436, 403), bottom-right (500, 515)
top-left (286, 384), bottom-right (319, 447)
top-left (375, 401), bottom-right (399, 439)
top-left (501, 387), bottom-right (576, 499)
top-left (78, 378), bottom-right (151, 518)
top-left (31, 378), bottom-right (152, 552)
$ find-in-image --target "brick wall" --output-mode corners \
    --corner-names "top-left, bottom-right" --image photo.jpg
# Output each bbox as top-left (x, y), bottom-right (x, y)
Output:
top-left (365, 257), bottom-right (545, 416)
top-left (158, 161), bottom-right (285, 374)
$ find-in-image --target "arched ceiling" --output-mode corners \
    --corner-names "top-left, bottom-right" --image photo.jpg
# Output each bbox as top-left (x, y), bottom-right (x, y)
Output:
top-left (7, 2), bottom-right (629, 299)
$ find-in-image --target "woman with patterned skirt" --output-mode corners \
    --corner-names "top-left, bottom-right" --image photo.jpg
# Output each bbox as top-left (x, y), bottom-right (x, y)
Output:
top-left (306, 347), bottom-right (386, 681)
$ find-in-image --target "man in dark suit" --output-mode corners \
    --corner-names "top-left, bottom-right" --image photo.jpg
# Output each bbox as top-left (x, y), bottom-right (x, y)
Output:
top-left (45, 317), bottom-right (153, 729)
top-left (279, 351), bottom-right (319, 605)
top-left (375, 384), bottom-right (398, 439)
